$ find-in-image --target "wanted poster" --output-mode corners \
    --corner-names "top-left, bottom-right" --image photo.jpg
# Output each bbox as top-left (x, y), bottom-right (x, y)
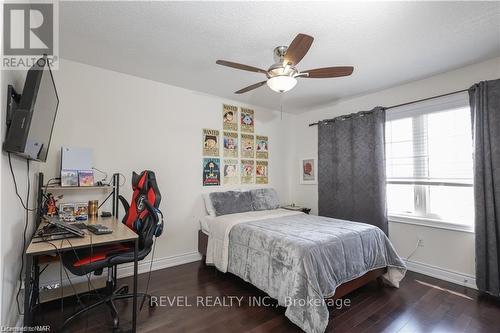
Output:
top-left (223, 131), bottom-right (238, 158)
top-left (202, 129), bottom-right (220, 156)
top-left (241, 159), bottom-right (255, 184)
top-left (223, 159), bottom-right (239, 185)
top-left (223, 104), bottom-right (238, 131)
top-left (240, 107), bottom-right (254, 133)
top-left (202, 158), bottom-right (221, 186)
top-left (256, 160), bottom-right (268, 184)
top-left (240, 133), bottom-right (255, 159)
top-left (255, 135), bottom-right (268, 159)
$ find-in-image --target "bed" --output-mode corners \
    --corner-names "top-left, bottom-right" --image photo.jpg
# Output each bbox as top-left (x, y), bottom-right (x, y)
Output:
top-left (199, 190), bottom-right (406, 333)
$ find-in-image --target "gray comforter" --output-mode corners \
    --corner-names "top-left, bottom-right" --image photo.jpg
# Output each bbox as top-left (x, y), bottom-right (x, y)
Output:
top-left (227, 213), bottom-right (406, 333)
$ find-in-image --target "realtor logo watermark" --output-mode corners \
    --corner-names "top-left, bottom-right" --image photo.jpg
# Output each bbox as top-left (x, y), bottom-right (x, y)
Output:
top-left (2, 0), bottom-right (58, 69)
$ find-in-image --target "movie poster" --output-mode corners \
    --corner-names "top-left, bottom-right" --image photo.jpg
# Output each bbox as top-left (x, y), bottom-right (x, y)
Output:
top-left (223, 131), bottom-right (238, 158)
top-left (255, 160), bottom-right (268, 184)
top-left (202, 158), bottom-right (221, 186)
top-left (240, 133), bottom-right (254, 158)
top-left (202, 129), bottom-right (220, 156)
top-left (255, 135), bottom-right (268, 159)
top-left (223, 159), bottom-right (239, 185)
top-left (241, 159), bottom-right (255, 184)
top-left (240, 107), bottom-right (254, 133)
top-left (222, 104), bottom-right (238, 132)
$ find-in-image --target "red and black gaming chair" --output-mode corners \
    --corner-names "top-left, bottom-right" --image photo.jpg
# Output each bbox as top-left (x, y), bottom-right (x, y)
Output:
top-left (61, 170), bottom-right (163, 331)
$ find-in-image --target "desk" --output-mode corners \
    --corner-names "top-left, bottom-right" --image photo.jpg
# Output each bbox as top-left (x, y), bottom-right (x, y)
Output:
top-left (24, 217), bottom-right (139, 332)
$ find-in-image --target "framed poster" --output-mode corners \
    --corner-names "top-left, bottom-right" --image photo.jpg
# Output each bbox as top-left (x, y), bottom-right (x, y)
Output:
top-left (240, 133), bottom-right (254, 158)
top-left (202, 129), bottom-right (220, 156)
top-left (202, 158), bottom-right (221, 186)
top-left (223, 159), bottom-right (239, 185)
top-left (241, 159), bottom-right (255, 184)
top-left (300, 158), bottom-right (317, 184)
top-left (255, 135), bottom-right (268, 159)
top-left (223, 131), bottom-right (238, 158)
top-left (240, 107), bottom-right (254, 133)
top-left (256, 160), bottom-right (268, 184)
top-left (222, 104), bottom-right (238, 131)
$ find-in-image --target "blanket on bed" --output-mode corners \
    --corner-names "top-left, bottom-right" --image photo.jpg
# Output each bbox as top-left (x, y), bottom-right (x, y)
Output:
top-left (206, 210), bottom-right (406, 333)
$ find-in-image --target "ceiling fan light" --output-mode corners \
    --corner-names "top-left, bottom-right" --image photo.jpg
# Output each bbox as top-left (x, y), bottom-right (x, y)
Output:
top-left (266, 76), bottom-right (297, 93)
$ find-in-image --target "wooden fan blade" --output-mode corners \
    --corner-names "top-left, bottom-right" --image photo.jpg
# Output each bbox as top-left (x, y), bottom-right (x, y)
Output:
top-left (283, 33), bottom-right (314, 66)
top-left (216, 60), bottom-right (268, 74)
top-left (235, 81), bottom-right (267, 94)
top-left (302, 66), bottom-right (354, 78)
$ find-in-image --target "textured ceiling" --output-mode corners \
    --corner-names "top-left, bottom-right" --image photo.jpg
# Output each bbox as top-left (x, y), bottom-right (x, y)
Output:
top-left (59, 1), bottom-right (500, 114)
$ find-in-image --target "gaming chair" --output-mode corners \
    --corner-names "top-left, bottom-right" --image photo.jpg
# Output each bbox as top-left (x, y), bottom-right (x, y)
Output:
top-left (61, 170), bottom-right (163, 331)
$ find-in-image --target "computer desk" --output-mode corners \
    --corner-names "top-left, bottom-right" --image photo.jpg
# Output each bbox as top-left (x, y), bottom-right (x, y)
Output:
top-left (24, 216), bottom-right (139, 332)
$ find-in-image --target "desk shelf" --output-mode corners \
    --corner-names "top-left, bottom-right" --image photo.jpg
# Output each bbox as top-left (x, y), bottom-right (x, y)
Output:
top-left (43, 185), bottom-right (114, 191)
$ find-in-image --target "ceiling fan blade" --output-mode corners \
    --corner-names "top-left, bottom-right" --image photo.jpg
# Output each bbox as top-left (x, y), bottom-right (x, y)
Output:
top-left (235, 81), bottom-right (267, 94)
top-left (216, 60), bottom-right (268, 74)
top-left (283, 33), bottom-right (314, 66)
top-left (302, 66), bottom-right (354, 78)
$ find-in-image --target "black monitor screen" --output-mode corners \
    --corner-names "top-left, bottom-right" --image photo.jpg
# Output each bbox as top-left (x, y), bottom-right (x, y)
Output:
top-left (25, 65), bottom-right (58, 161)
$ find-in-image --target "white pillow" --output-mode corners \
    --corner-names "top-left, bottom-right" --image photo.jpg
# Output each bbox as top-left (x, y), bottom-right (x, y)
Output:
top-left (203, 193), bottom-right (216, 217)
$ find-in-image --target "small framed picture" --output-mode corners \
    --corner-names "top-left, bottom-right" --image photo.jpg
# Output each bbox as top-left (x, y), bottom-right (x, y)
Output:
top-left (299, 158), bottom-right (317, 185)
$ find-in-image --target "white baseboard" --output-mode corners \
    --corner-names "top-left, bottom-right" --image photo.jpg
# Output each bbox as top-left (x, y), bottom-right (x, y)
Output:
top-left (404, 259), bottom-right (477, 290)
top-left (117, 251), bottom-right (202, 278)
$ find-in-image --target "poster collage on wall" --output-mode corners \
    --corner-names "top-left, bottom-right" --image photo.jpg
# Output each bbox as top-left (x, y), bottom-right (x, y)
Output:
top-left (202, 104), bottom-right (269, 186)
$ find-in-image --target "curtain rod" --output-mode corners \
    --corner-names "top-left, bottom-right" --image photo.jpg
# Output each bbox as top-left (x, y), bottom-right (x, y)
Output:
top-left (308, 88), bottom-right (469, 127)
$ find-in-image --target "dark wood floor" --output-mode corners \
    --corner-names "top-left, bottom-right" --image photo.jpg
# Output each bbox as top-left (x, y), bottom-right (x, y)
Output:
top-left (39, 261), bottom-right (500, 333)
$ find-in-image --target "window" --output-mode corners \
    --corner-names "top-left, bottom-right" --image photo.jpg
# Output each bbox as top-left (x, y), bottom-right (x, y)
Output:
top-left (385, 93), bottom-right (474, 231)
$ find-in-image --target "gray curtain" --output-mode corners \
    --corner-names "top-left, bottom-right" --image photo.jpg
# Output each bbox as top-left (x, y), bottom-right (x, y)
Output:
top-left (469, 79), bottom-right (500, 296)
top-left (318, 107), bottom-right (387, 235)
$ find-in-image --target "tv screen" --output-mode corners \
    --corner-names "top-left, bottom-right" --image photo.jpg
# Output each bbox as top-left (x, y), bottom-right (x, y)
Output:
top-left (3, 56), bottom-right (59, 162)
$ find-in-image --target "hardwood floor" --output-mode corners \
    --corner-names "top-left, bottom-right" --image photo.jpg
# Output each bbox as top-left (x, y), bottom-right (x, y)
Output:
top-left (39, 261), bottom-right (500, 333)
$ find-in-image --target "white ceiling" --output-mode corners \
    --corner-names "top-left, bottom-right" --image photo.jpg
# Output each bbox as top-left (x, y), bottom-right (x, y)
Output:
top-left (59, 1), bottom-right (500, 114)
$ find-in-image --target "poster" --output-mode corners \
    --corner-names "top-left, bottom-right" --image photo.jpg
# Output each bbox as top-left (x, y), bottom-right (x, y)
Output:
top-left (223, 131), bottom-right (238, 158)
top-left (240, 107), bottom-right (254, 133)
top-left (299, 158), bottom-right (317, 184)
top-left (223, 104), bottom-right (238, 131)
top-left (223, 159), bottom-right (239, 185)
top-left (241, 159), bottom-right (255, 184)
top-left (240, 133), bottom-right (255, 158)
top-left (202, 129), bottom-right (220, 156)
top-left (256, 160), bottom-right (268, 184)
top-left (255, 135), bottom-right (268, 159)
top-left (202, 158), bottom-right (221, 186)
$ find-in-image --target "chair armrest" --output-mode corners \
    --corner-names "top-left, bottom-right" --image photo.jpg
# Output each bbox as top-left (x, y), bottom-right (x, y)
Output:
top-left (118, 195), bottom-right (130, 213)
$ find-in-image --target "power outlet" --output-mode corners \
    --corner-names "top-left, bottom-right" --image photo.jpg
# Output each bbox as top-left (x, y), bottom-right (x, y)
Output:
top-left (417, 238), bottom-right (424, 247)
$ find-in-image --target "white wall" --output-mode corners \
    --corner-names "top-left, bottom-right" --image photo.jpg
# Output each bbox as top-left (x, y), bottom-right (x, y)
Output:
top-left (1, 68), bottom-right (40, 327)
top-left (290, 56), bottom-right (500, 282)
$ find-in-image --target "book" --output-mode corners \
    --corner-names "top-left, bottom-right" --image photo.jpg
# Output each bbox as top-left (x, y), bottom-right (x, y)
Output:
top-left (78, 170), bottom-right (94, 187)
top-left (61, 170), bottom-right (78, 187)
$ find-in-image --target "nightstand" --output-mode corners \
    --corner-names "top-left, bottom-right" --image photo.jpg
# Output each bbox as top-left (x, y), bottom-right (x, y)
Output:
top-left (282, 205), bottom-right (311, 214)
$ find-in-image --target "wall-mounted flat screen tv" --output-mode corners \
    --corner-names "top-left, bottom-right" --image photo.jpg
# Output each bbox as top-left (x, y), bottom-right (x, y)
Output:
top-left (3, 56), bottom-right (59, 162)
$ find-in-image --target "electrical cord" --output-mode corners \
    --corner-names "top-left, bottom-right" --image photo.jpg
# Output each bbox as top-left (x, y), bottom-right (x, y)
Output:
top-left (406, 239), bottom-right (421, 261)
top-left (8, 153), bottom-right (37, 211)
top-left (140, 236), bottom-right (157, 311)
top-left (13, 156), bottom-right (33, 315)
top-left (92, 167), bottom-right (108, 183)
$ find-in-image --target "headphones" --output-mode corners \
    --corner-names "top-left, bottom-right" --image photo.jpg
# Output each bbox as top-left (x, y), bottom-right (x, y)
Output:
top-left (133, 204), bottom-right (164, 238)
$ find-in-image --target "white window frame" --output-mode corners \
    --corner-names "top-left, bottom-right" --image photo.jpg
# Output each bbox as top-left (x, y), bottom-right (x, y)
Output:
top-left (386, 92), bottom-right (474, 233)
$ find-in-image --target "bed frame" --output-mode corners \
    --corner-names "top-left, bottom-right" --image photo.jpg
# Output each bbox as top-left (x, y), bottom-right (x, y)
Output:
top-left (198, 230), bottom-right (386, 300)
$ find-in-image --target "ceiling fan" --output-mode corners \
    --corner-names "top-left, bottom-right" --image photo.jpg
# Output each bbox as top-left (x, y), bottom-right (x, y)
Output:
top-left (216, 33), bottom-right (354, 94)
